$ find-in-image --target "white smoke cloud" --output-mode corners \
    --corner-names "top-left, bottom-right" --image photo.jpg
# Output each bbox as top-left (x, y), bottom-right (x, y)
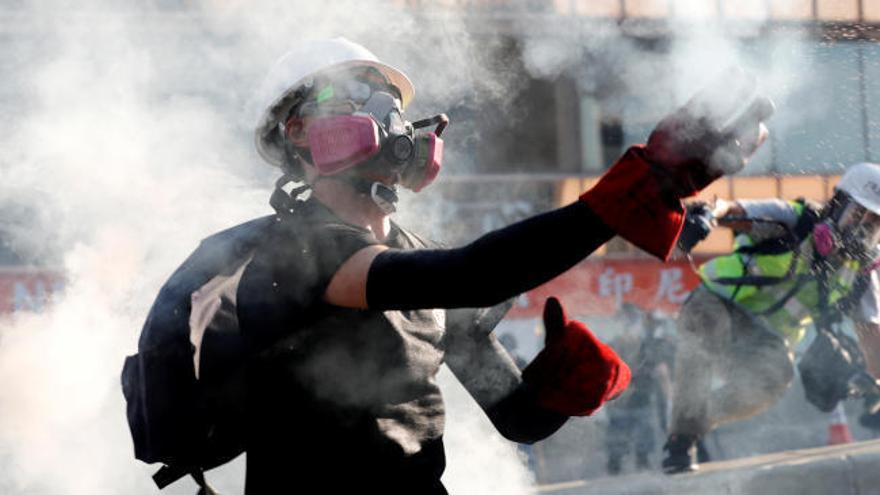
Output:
top-left (0, 1), bottom-right (533, 494)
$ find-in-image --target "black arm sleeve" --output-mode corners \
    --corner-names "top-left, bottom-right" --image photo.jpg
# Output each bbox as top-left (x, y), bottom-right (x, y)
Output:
top-left (444, 306), bottom-right (569, 444)
top-left (487, 383), bottom-right (568, 444)
top-left (367, 201), bottom-right (613, 310)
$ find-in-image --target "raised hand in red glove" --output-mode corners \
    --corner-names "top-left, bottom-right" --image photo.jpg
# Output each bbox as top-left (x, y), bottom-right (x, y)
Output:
top-left (522, 297), bottom-right (631, 417)
top-left (580, 67), bottom-right (775, 260)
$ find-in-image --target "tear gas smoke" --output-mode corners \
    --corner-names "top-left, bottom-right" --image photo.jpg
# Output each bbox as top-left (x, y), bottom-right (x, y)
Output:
top-left (0, 0), bottom-right (831, 493)
top-left (516, 9), bottom-right (812, 178)
top-left (0, 1), bottom-right (533, 493)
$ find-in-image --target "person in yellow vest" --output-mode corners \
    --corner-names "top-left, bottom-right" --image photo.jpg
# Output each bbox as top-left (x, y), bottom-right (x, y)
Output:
top-left (663, 162), bottom-right (880, 473)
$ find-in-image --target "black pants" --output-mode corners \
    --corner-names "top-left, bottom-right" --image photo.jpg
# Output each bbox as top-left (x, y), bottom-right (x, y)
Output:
top-left (245, 428), bottom-right (448, 495)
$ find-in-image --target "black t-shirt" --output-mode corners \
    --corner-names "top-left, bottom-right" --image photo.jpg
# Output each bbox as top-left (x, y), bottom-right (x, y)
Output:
top-left (237, 199), bottom-right (449, 494)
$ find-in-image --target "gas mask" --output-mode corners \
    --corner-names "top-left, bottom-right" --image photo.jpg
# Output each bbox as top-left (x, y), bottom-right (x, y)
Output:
top-left (294, 80), bottom-right (447, 209)
top-left (834, 200), bottom-right (880, 259)
top-left (819, 193), bottom-right (880, 260)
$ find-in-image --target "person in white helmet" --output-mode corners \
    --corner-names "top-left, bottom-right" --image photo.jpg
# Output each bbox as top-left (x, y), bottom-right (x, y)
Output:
top-left (664, 162), bottom-right (880, 474)
top-left (238, 38), bottom-right (772, 493)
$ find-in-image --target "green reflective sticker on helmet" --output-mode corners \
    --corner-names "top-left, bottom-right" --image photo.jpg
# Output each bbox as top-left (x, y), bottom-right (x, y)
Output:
top-left (316, 85), bottom-right (335, 104)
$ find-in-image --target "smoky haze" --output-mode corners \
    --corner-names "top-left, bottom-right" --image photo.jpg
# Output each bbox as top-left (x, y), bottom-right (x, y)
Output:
top-left (0, 0), bottom-right (815, 493)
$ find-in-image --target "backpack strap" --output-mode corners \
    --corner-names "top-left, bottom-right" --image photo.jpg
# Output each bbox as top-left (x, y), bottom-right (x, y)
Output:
top-left (710, 273), bottom-right (798, 287)
top-left (269, 174), bottom-right (310, 217)
top-left (814, 252), bottom-right (838, 336)
top-left (153, 465), bottom-right (219, 494)
top-left (835, 258), bottom-right (880, 318)
top-left (710, 199), bottom-right (822, 290)
top-left (191, 470), bottom-right (219, 495)
top-left (753, 273), bottom-right (812, 316)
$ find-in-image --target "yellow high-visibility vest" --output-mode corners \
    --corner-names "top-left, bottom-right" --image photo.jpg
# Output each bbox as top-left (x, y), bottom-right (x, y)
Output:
top-left (699, 201), bottom-right (862, 346)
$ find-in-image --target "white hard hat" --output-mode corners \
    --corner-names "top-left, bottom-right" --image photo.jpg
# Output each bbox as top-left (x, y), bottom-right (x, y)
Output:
top-left (254, 37), bottom-right (415, 168)
top-left (836, 162), bottom-right (880, 215)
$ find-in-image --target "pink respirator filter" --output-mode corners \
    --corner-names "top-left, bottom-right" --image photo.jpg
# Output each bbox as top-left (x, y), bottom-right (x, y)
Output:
top-left (307, 115), bottom-right (381, 175)
top-left (813, 223), bottom-right (834, 257)
top-left (410, 134), bottom-right (443, 192)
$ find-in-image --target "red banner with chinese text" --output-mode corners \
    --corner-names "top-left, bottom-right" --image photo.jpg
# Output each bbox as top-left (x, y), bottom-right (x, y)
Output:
top-left (507, 259), bottom-right (704, 319)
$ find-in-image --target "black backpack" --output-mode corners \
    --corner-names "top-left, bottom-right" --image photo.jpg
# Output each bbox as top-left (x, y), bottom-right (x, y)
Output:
top-left (798, 326), bottom-right (866, 412)
top-left (797, 258), bottom-right (875, 413)
top-left (122, 180), bottom-right (308, 492)
top-left (121, 213), bottom-right (284, 492)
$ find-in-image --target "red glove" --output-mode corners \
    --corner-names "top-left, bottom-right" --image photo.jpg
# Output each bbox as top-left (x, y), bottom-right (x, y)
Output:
top-left (522, 297), bottom-right (631, 417)
top-left (581, 67), bottom-right (774, 260)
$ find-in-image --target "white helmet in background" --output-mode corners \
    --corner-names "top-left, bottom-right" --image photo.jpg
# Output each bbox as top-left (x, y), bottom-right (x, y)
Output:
top-left (836, 162), bottom-right (880, 215)
top-left (832, 162), bottom-right (880, 257)
top-left (254, 37), bottom-right (415, 169)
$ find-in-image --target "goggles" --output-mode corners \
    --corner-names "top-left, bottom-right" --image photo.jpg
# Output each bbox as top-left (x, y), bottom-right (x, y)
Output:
top-left (300, 88), bottom-right (447, 192)
top-left (835, 201), bottom-right (880, 258)
top-left (296, 67), bottom-right (402, 118)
